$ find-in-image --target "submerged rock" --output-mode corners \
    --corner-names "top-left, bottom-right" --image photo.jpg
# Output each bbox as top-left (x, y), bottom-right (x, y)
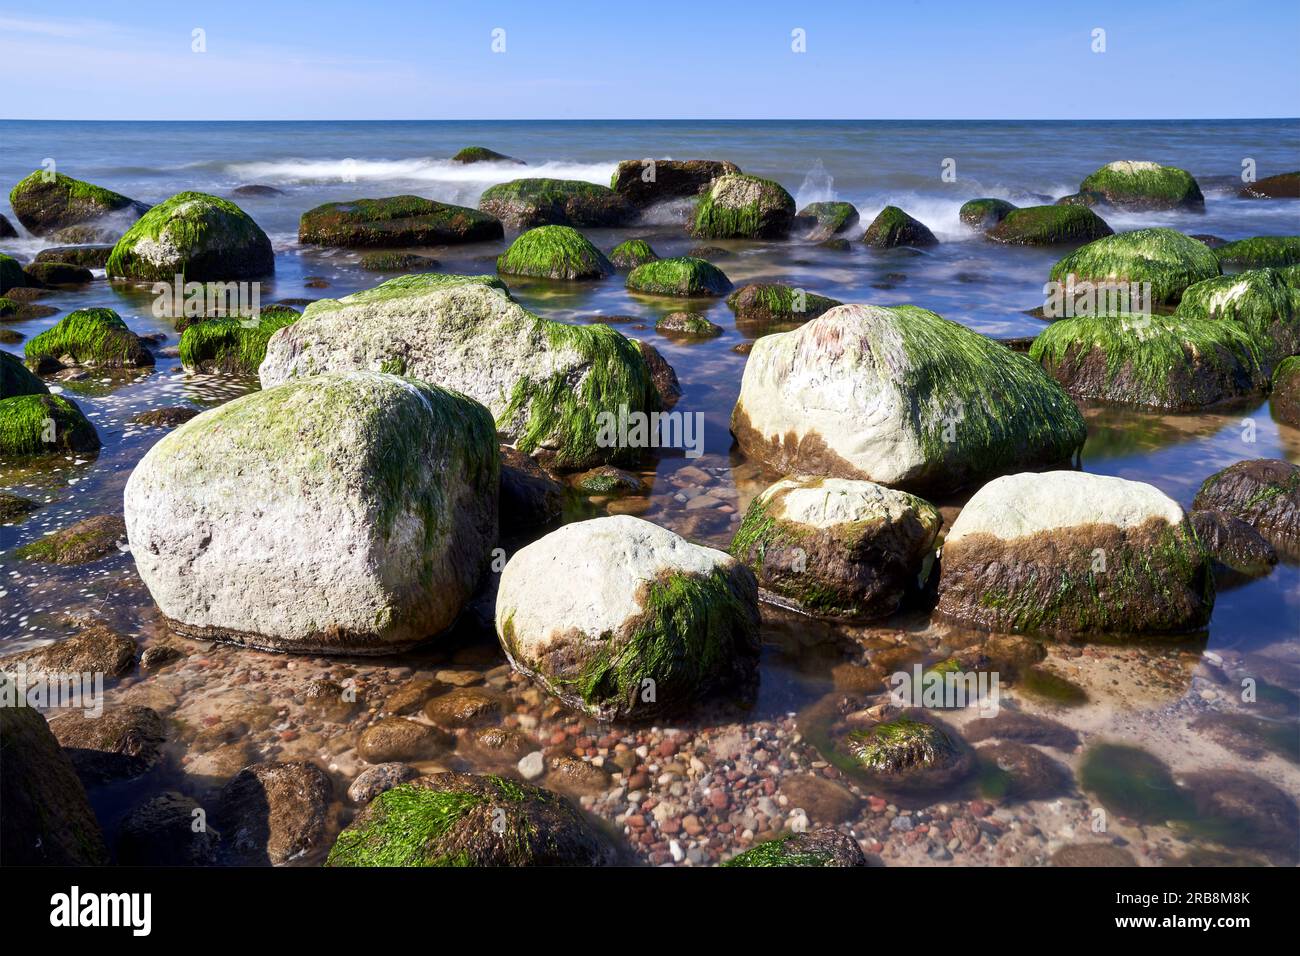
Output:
top-left (24, 307), bottom-right (154, 372)
top-left (495, 515), bottom-right (760, 721)
top-left (124, 372), bottom-right (500, 654)
top-left (860, 206), bottom-right (937, 248)
top-left (0, 491), bottom-right (41, 524)
top-left (299, 195), bottom-right (503, 247)
top-left (959, 197), bottom-right (1016, 228)
top-left (500, 444), bottom-right (564, 529)
top-left (496, 225), bottom-right (612, 280)
top-left (985, 205), bottom-right (1112, 245)
top-left (961, 710), bottom-right (1079, 750)
top-left (218, 761), bottom-right (333, 865)
top-left (724, 828), bottom-right (866, 867)
top-left (0, 393), bottom-right (99, 456)
top-left (1077, 160), bottom-right (1204, 210)
top-left (117, 792), bottom-right (221, 865)
top-left (1239, 171), bottom-right (1300, 199)
top-left (479, 178), bottom-right (632, 229)
top-left (327, 773), bottom-right (617, 866)
top-left (610, 159), bottom-right (740, 206)
top-left (730, 477), bottom-right (941, 620)
top-left (9, 170), bottom-right (147, 236)
top-left (259, 277), bottom-right (657, 469)
top-left (1192, 459), bottom-right (1300, 549)
top-left (1272, 355), bottom-right (1300, 426)
top-left (656, 311), bottom-right (722, 338)
top-left (1048, 227), bottom-right (1221, 307)
top-left (626, 256), bottom-right (732, 296)
top-left (49, 705), bottom-right (166, 784)
top-left (1190, 509), bottom-right (1278, 578)
top-left (1051, 843), bottom-right (1137, 867)
top-left (12, 514), bottom-right (127, 565)
top-left (937, 471), bottom-right (1214, 635)
top-left (357, 717), bottom-right (453, 763)
top-left (726, 283), bottom-right (842, 330)
top-left (0, 623), bottom-right (135, 681)
top-left (794, 201), bottom-right (860, 241)
top-left (608, 238), bottom-right (659, 269)
top-left (348, 763), bottom-right (421, 804)
top-left (690, 174), bottom-right (796, 239)
top-left (129, 406), bottom-right (200, 428)
top-left (977, 741), bottom-right (1073, 799)
top-left (107, 191), bottom-right (274, 282)
top-left (731, 304), bottom-right (1086, 495)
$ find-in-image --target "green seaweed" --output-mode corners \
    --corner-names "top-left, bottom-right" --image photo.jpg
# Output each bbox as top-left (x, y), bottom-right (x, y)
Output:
top-left (106, 191), bottom-right (272, 282)
top-left (626, 256), bottom-right (732, 297)
top-left (609, 239), bottom-right (658, 269)
top-left (0, 393), bottom-right (99, 456)
top-left (1049, 228), bottom-right (1221, 306)
top-left (25, 307), bottom-right (153, 369)
top-left (178, 308), bottom-right (301, 375)
top-left (496, 225), bottom-right (612, 280)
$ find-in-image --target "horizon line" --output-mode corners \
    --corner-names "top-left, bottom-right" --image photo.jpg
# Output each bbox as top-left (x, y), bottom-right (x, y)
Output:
top-left (3, 116), bottom-right (1299, 124)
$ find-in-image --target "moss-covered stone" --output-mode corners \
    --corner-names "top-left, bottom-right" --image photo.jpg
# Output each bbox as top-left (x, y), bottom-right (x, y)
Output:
top-left (1, 350), bottom-right (47, 399)
top-left (451, 146), bottom-right (522, 164)
top-left (0, 491), bottom-right (41, 523)
top-left (326, 773), bottom-right (615, 866)
top-left (1048, 227), bottom-right (1221, 307)
top-left (9, 171), bottom-right (147, 236)
top-left (608, 238), bottom-right (658, 269)
top-left (1078, 161), bottom-right (1204, 210)
top-left (724, 829), bottom-right (866, 867)
top-left (25, 307), bottom-right (154, 371)
top-left (1174, 267), bottom-right (1299, 370)
top-left (179, 308), bottom-right (300, 375)
top-left (0, 393), bottom-right (100, 456)
top-left (626, 256), bottom-right (732, 297)
top-left (860, 205), bottom-right (938, 248)
top-left (690, 174), bottom-right (796, 239)
top-left (1213, 236), bottom-right (1300, 270)
top-left (610, 159), bottom-right (740, 206)
top-left (726, 283), bottom-right (842, 329)
top-left (33, 244), bottom-right (114, 269)
top-left (22, 261), bottom-right (94, 287)
top-left (847, 717), bottom-right (956, 773)
top-left (986, 204), bottom-right (1113, 245)
top-left (1193, 459), bottom-right (1300, 547)
top-left (107, 191), bottom-right (274, 282)
top-left (794, 201), bottom-right (859, 241)
top-left (0, 254), bottom-right (28, 294)
top-left (571, 465), bottom-right (645, 496)
top-left (655, 312), bottom-right (722, 338)
top-left (1240, 171), bottom-right (1300, 199)
top-left (1030, 312), bottom-right (1266, 409)
top-left (496, 225), bottom-right (612, 280)
top-left (959, 197), bottom-right (1017, 228)
top-left (479, 178), bottom-right (632, 229)
top-left (300, 195), bottom-right (503, 248)
top-left (1271, 355), bottom-right (1300, 427)
top-left (357, 252), bottom-right (439, 272)
top-left (10, 514), bottom-right (126, 565)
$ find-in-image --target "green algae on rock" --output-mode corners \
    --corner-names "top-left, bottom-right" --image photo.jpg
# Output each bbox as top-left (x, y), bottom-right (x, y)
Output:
top-left (794, 201), bottom-right (860, 241)
top-left (496, 225), bottom-right (612, 280)
top-left (626, 256), bottom-right (732, 297)
top-left (610, 159), bottom-right (740, 206)
top-left (1079, 743), bottom-right (1194, 823)
top-left (259, 278), bottom-right (656, 469)
top-left (24, 307), bottom-right (155, 371)
top-left (861, 205), bottom-right (938, 248)
top-left (0, 254), bottom-right (28, 294)
top-left (731, 304), bottom-right (1086, 495)
top-left (299, 195), bottom-right (503, 247)
top-left (357, 252), bottom-right (439, 272)
top-left (479, 178), bottom-right (632, 229)
top-left (723, 828), bottom-right (866, 867)
top-left (1272, 355), bottom-right (1300, 427)
top-left (731, 476), bottom-right (941, 620)
top-left (1174, 267), bottom-right (1299, 370)
top-left (34, 244), bottom-right (115, 269)
top-left (985, 204), bottom-right (1113, 245)
top-left (847, 716), bottom-right (959, 773)
top-left (1, 350), bottom-right (47, 399)
top-left (1213, 236), bottom-right (1300, 269)
top-left (495, 516), bottom-right (760, 721)
top-left (655, 312), bottom-right (722, 338)
top-left (0, 492), bottom-right (41, 524)
top-left (179, 307), bottom-right (300, 375)
top-left (22, 261), bottom-right (94, 287)
top-left (689, 173), bottom-right (796, 239)
top-left (11, 514), bottom-right (126, 565)
top-left (1048, 227), bottom-right (1221, 307)
top-left (959, 197), bottom-right (1017, 228)
top-left (8, 170), bottom-right (147, 236)
top-left (608, 238), bottom-right (659, 269)
top-left (1192, 458), bottom-right (1300, 548)
top-left (327, 773), bottom-right (616, 867)
top-left (937, 471), bottom-right (1214, 636)
top-left (0, 393), bottom-right (100, 457)
top-left (451, 146), bottom-right (522, 164)
top-left (726, 283), bottom-right (842, 330)
top-left (1078, 160), bottom-right (1205, 210)
top-left (123, 371), bottom-right (500, 654)
top-left (106, 191), bottom-right (274, 282)
top-left (1030, 312), bottom-right (1266, 409)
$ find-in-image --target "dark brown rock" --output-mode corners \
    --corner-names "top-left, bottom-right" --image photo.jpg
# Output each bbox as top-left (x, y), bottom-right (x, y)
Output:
top-left (218, 760), bottom-right (333, 865)
top-left (49, 705), bottom-right (165, 783)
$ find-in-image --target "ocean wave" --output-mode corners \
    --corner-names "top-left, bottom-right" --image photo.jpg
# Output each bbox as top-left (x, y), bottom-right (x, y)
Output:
top-left (224, 156), bottom-right (617, 189)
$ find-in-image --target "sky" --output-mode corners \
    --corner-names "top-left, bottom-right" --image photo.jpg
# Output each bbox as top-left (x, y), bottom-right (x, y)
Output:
top-left (2, 0), bottom-right (1297, 120)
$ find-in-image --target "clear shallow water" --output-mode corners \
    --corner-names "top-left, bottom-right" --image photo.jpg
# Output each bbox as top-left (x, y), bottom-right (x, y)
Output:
top-left (2, 120), bottom-right (1298, 866)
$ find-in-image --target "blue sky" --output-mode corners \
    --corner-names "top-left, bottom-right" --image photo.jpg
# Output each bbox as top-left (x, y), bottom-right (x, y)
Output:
top-left (2, 1), bottom-right (1297, 120)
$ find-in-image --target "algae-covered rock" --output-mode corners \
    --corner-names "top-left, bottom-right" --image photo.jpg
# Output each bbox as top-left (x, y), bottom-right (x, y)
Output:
top-left (299, 195), bottom-right (503, 248)
top-left (689, 173), bottom-right (796, 239)
top-left (34, 244), bottom-right (114, 269)
top-left (731, 304), bottom-right (1086, 495)
top-left (794, 201), bottom-right (860, 241)
top-left (655, 312), bottom-right (722, 338)
top-left (479, 178), bottom-right (632, 229)
top-left (1213, 236), bottom-right (1300, 270)
top-left (846, 715), bottom-right (967, 777)
top-left (496, 225), bottom-right (612, 280)
top-left (9, 170), bottom-right (148, 236)
top-left (179, 308), bottom-right (300, 375)
top-left (724, 828), bottom-right (866, 867)
top-left (937, 471), bottom-right (1214, 635)
top-left (626, 256), bottom-right (732, 296)
top-left (610, 159), bottom-right (740, 207)
top-left (861, 206), bottom-right (938, 248)
top-left (1030, 312), bottom-right (1266, 409)
top-left (1, 350), bottom-right (47, 398)
top-left (1192, 459), bottom-right (1300, 548)
top-left (1175, 267), bottom-right (1299, 370)
top-left (1048, 227), bottom-right (1221, 306)
top-left (23, 261), bottom-right (94, 286)
top-left (730, 477), bottom-right (941, 620)
top-left (11, 514), bottom-right (126, 565)
top-left (609, 238), bottom-right (659, 269)
top-left (106, 191), bottom-right (274, 282)
top-left (451, 146), bottom-right (523, 164)
top-left (959, 198), bottom-right (1017, 228)
top-left (0, 393), bottom-right (99, 456)
top-left (1240, 171), bottom-right (1300, 199)
top-left (123, 372), bottom-right (500, 654)
top-left (357, 251), bottom-right (439, 272)
top-left (1272, 355), bottom-right (1300, 427)
top-left (1078, 161), bottom-right (1204, 210)
top-left (327, 772), bottom-right (617, 866)
top-left (986, 205), bottom-right (1113, 245)
top-left (0, 491), bottom-right (40, 523)
top-left (259, 277), bottom-right (657, 469)
top-left (0, 253), bottom-right (28, 294)
top-left (495, 515), bottom-right (760, 721)
top-left (24, 307), bottom-right (154, 371)
top-left (0, 623), bottom-right (135, 681)
top-left (726, 283), bottom-right (842, 331)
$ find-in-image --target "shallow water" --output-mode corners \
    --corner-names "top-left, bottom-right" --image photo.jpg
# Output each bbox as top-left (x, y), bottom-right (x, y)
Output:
top-left (2, 119), bottom-right (1298, 866)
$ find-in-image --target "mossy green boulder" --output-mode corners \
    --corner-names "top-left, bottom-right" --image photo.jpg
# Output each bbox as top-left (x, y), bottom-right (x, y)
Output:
top-left (861, 205), bottom-right (938, 247)
top-left (9, 171), bottom-right (147, 236)
top-left (496, 225), bottom-right (612, 280)
top-left (608, 239), bottom-right (658, 269)
top-left (690, 174), bottom-right (796, 239)
top-left (959, 198), bottom-right (1017, 228)
top-left (1175, 267), bottom-right (1299, 370)
top-left (495, 516), bottom-right (761, 721)
top-left (1213, 236), bottom-right (1300, 270)
top-left (1, 350), bottom-right (47, 398)
top-left (1271, 356), bottom-right (1300, 427)
top-left (1031, 313), bottom-right (1267, 409)
top-left (451, 146), bottom-right (522, 165)
top-left (25, 308), bottom-right (154, 372)
top-left (626, 256), bottom-right (732, 297)
top-left (1048, 227), bottom-right (1221, 307)
top-left (0, 393), bottom-right (99, 457)
top-left (299, 195), bottom-right (503, 248)
top-left (22, 261), bottom-right (94, 287)
top-left (357, 252), bottom-right (439, 272)
top-left (726, 283), bottom-right (842, 331)
top-left (34, 244), bottom-right (114, 269)
top-left (106, 192), bottom-right (274, 282)
top-left (655, 312), bottom-right (722, 338)
top-left (848, 717), bottom-right (958, 773)
top-left (0, 254), bottom-right (28, 294)
top-left (327, 773), bottom-right (615, 866)
top-left (179, 308), bottom-right (300, 375)
top-left (986, 205), bottom-right (1113, 245)
top-left (478, 178), bottom-right (632, 229)
top-left (724, 829), bottom-right (866, 867)
top-left (259, 276), bottom-right (656, 469)
top-left (794, 201), bottom-right (860, 241)
top-left (1078, 161), bottom-right (1204, 210)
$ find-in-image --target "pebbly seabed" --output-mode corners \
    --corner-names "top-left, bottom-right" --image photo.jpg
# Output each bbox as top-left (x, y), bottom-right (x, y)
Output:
top-left (1, 119), bottom-right (1299, 869)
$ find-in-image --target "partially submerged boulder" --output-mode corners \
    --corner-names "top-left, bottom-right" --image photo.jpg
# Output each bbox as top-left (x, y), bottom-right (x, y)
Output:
top-left (0, 253), bottom-right (28, 294)
top-left (179, 308), bottom-right (300, 375)
top-left (1077, 161), bottom-right (1204, 210)
top-left (608, 238), bottom-right (658, 269)
top-left (937, 471), bottom-right (1214, 635)
top-left (1213, 236), bottom-right (1300, 270)
top-left (299, 195), bottom-right (503, 247)
top-left (0, 623), bottom-right (135, 682)
top-left (959, 198), bottom-right (1016, 229)
top-left (496, 225), bottom-right (612, 280)
top-left (24, 307), bottom-right (154, 372)
top-left (986, 205), bottom-right (1113, 245)
top-left (0, 393), bottom-right (99, 456)
top-left (794, 201), bottom-right (859, 241)
top-left (0, 213), bottom-right (16, 238)
top-left (1192, 459), bottom-right (1300, 549)
top-left (731, 304), bottom-right (1086, 495)
top-left (861, 206), bottom-right (937, 248)
top-left (106, 191), bottom-right (274, 282)
top-left (49, 705), bottom-right (166, 784)
top-left (11, 514), bottom-right (127, 565)
top-left (33, 244), bottom-right (115, 269)
top-left (726, 283), bottom-right (842, 331)
top-left (1048, 227), bottom-right (1221, 307)
top-left (1272, 355), bottom-right (1300, 427)
top-left (479, 178), bottom-right (632, 229)
top-left (655, 312), bottom-right (722, 338)
top-left (495, 515), bottom-right (760, 721)
top-left (730, 477), bottom-right (941, 620)
top-left (9, 170), bottom-right (147, 236)
top-left (218, 761), bottom-right (333, 865)
top-left (451, 146), bottom-right (522, 164)
top-left (23, 261), bottom-right (94, 286)
top-left (123, 372), bottom-right (500, 654)
top-left (1190, 509), bottom-right (1278, 579)
top-left (258, 277), bottom-right (657, 469)
top-left (1174, 267), bottom-right (1299, 371)
top-left (1240, 171), bottom-right (1300, 199)
top-left (689, 174), bottom-right (796, 239)
top-left (610, 159), bottom-right (740, 206)
top-left (1, 350), bottom-right (46, 398)
top-left (626, 256), bottom-right (732, 296)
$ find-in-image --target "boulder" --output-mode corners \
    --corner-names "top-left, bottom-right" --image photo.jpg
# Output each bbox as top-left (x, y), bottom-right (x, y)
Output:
top-left (626, 256), bottom-right (732, 296)
top-left (730, 477), bottom-right (941, 620)
top-left (1240, 171), bottom-right (1300, 199)
top-left (299, 195), bottom-right (503, 247)
top-left (630, 339), bottom-right (681, 408)
top-left (478, 178), bottom-right (632, 229)
top-left (8, 170), bottom-right (147, 236)
top-left (0, 491), bottom-right (41, 523)
top-left (258, 277), bottom-right (657, 469)
top-left (985, 205), bottom-right (1113, 245)
top-left (451, 146), bottom-right (523, 164)
top-left (49, 705), bottom-right (166, 783)
top-left (731, 304), bottom-right (1086, 495)
top-left (33, 244), bottom-right (114, 269)
top-left (959, 198), bottom-right (1016, 228)
top-left (1, 350), bottom-right (46, 398)
top-left (0, 393), bottom-right (99, 456)
top-left (11, 514), bottom-right (127, 565)
top-left (23, 261), bottom-right (94, 286)
top-left (726, 283), bottom-right (842, 331)
top-left (794, 201), bottom-right (860, 241)
top-left (495, 515), bottom-right (760, 721)
top-left (724, 828), bottom-right (866, 867)
top-left (357, 717), bottom-right (453, 763)
top-left (1192, 459), bottom-right (1300, 549)
top-left (179, 308), bottom-right (300, 375)
top-left (499, 445), bottom-right (564, 529)
top-left (218, 761), bottom-right (333, 865)
top-left (690, 174), bottom-right (796, 239)
top-left (1174, 267), bottom-right (1299, 371)
top-left (656, 312), bottom-right (722, 338)
top-left (24, 307), bottom-right (154, 371)
top-left (936, 471), bottom-right (1214, 635)
top-left (1213, 236), bottom-right (1300, 270)
top-left (608, 238), bottom-right (659, 269)
top-left (1077, 161), bottom-right (1204, 210)
top-left (861, 206), bottom-right (937, 248)
top-left (0, 212), bottom-right (15, 237)
top-left (1190, 509), bottom-right (1277, 578)
top-left (1272, 355), bottom-right (1300, 426)
top-left (347, 763), bottom-right (421, 804)
top-left (0, 623), bottom-right (135, 681)
top-left (106, 191), bottom-right (274, 282)
top-left (610, 159), bottom-right (740, 206)
top-left (357, 252), bottom-right (439, 272)
top-left (0, 253), bottom-right (28, 294)
top-left (116, 792), bottom-right (220, 865)
top-left (1048, 227), bottom-right (1221, 307)
top-left (123, 372), bottom-right (499, 654)
top-left (496, 225), bottom-right (612, 280)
